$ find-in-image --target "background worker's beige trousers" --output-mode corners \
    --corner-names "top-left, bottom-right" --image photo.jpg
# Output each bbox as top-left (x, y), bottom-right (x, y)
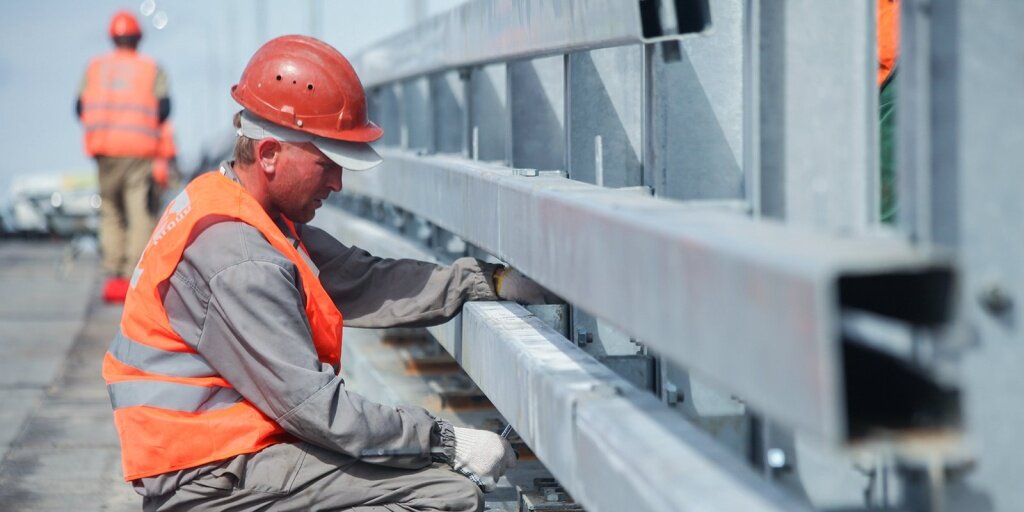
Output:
top-left (142, 442), bottom-right (483, 512)
top-left (96, 156), bottom-right (156, 277)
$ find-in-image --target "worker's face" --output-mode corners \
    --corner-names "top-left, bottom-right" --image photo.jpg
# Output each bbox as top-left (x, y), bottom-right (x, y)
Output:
top-left (267, 141), bottom-right (343, 223)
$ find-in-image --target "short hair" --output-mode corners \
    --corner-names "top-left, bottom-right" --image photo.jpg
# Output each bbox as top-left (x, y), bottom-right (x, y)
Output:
top-left (233, 111), bottom-right (256, 165)
top-left (113, 35), bottom-right (141, 49)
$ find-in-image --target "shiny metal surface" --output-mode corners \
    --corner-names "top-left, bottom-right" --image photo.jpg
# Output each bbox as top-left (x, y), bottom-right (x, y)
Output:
top-left (351, 0), bottom-right (682, 89)
top-left (340, 149), bottom-right (956, 441)
top-left (460, 301), bottom-right (812, 512)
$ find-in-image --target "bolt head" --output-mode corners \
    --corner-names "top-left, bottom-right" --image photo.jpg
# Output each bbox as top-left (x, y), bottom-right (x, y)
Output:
top-left (766, 448), bottom-right (787, 469)
top-left (979, 283), bottom-right (1013, 314)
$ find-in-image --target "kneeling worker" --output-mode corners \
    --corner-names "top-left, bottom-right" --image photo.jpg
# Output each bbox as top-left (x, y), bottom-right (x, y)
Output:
top-left (103, 35), bottom-right (554, 511)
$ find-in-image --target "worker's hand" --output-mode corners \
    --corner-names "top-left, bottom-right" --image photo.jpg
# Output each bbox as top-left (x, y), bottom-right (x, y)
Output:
top-left (494, 267), bottom-right (561, 305)
top-left (152, 159), bottom-right (170, 189)
top-left (451, 426), bottom-right (517, 492)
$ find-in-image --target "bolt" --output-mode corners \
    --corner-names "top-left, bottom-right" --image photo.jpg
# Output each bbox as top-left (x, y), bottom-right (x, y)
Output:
top-left (979, 283), bottom-right (1013, 314)
top-left (664, 381), bottom-right (681, 406)
top-left (766, 448), bottom-right (788, 471)
top-left (415, 222), bottom-right (433, 241)
top-left (574, 328), bottom-right (591, 347)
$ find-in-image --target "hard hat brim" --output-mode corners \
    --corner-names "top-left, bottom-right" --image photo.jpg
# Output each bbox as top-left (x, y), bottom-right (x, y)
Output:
top-left (239, 110), bottom-right (382, 171)
top-left (310, 137), bottom-right (382, 172)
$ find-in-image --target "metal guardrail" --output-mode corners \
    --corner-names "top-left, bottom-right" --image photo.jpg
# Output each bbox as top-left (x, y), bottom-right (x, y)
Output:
top-left (312, 207), bottom-right (812, 512)
top-left (350, 0), bottom-right (709, 88)
top-left (341, 149), bottom-right (959, 443)
top-left (324, 0), bottom-right (1024, 508)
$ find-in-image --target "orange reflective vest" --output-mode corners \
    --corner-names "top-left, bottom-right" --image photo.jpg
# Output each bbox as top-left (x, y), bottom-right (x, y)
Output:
top-left (81, 49), bottom-right (161, 157)
top-left (878, 0), bottom-right (900, 86)
top-left (102, 171), bottom-right (343, 480)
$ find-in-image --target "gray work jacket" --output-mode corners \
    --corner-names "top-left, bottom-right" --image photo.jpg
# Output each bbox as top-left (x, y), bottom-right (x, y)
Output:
top-left (135, 163), bottom-right (500, 496)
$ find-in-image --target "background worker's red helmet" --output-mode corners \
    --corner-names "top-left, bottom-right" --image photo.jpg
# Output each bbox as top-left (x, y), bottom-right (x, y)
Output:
top-left (109, 10), bottom-right (142, 38)
top-left (231, 35), bottom-right (383, 143)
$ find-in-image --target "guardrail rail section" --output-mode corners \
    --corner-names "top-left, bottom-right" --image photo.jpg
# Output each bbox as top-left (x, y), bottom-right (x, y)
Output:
top-left (310, 1), bottom-right (1024, 511)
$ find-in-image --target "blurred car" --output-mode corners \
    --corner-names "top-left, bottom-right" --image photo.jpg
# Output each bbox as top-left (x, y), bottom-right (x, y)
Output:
top-left (7, 172), bottom-right (100, 237)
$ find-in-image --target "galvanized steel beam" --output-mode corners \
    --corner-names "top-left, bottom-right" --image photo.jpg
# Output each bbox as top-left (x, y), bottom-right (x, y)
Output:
top-left (756, 0), bottom-right (877, 230)
top-left (350, 0), bottom-right (706, 89)
top-left (900, 1), bottom-right (1024, 508)
top-left (341, 149), bottom-right (957, 442)
top-left (312, 208), bottom-right (810, 511)
top-left (459, 301), bottom-right (812, 512)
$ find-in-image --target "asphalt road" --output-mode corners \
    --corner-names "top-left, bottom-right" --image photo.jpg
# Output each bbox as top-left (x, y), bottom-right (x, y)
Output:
top-left (0, 239), bottom-right (550, 511)
top-left (0, 239), bottom-right (138, 511)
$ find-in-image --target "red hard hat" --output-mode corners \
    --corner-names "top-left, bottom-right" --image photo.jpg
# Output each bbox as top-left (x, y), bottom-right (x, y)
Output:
top-left (109, 10), bottom-right (142, 38)
top-left (231, 35), bottom-right (383, 143)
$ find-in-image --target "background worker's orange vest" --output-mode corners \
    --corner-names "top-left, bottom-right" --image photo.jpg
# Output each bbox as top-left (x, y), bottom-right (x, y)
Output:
top-left (81, 49), bottom-right (160, 157)
top-left (102, 171), bottom-right (343, 480)
top-left (878, 0), bottom-right (900, 86)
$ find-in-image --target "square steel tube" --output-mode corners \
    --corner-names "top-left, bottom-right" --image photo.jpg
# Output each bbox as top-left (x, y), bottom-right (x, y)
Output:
top-left (459, 302), bottom-right (812, 512)
top-left (313, 209), bottom-right (810, 509)
top-left (342, 149), bottom-right (955, 441)
top-left (351, 0), bottom-right (692, 88)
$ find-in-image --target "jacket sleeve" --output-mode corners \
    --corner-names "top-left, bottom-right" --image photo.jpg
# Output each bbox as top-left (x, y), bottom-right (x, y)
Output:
top-left (195, 259), bottom-right (443, 468)
top-left (299, 224), bottom-right (501, 328)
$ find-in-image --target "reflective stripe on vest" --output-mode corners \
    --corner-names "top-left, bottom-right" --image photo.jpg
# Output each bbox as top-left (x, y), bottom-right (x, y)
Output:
top-left (103, 171), bottom-right (343, 480)
top-left (83, 122), bottom-right (161, 139)
top-left (109, 329), bottom-right (214, 377)
top-left (108, 381), bottom-right (242, 412)
top-left (81, 102), bottom-right (159, 116)
top-left (80, 50), bottom-right (160, 157)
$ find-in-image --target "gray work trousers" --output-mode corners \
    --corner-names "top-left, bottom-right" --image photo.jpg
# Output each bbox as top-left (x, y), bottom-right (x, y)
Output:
top-left (143, 442), bottom-right (482, 512)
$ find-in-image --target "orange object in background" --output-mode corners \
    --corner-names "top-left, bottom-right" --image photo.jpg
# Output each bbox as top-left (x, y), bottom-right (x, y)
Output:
top-left (878, 0), bottom-right (900, 86)
top-left (108, 10), bottom-right (141, 38)
top-left (80, 51), bottom-right (160, 157)
top-left (102, 277), bottom-right (130, 303)
top-left (152, 122), bottom-right (176, 187)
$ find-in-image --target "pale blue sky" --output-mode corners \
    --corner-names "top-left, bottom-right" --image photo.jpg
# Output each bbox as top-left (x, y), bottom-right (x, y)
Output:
top-left (0, 0), bottom-right (464, 202)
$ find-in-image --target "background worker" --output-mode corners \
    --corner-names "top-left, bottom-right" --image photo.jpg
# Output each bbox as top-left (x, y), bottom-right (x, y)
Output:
top-left (77, 10), bottom-right (171, 302)
top-left (103, 35), bottom-right (552, 511)
top-left (878, 0), bottom-right (899, 223)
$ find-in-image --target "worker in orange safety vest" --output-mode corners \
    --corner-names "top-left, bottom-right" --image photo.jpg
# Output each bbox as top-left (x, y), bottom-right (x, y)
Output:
top-left (104, 35), bottom-right (559, 511)
top-left (77, 10), bottom-right (171, 302)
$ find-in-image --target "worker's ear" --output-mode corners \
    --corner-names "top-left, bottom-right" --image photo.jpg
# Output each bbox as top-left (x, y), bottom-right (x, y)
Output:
top-left (256, 138), bottom-right (282, 177)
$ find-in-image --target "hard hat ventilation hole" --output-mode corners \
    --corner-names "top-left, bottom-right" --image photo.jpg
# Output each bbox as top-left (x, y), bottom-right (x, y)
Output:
top-left (292, 80), bottom-right (297, 84)
top-left (307, 84), bottom-right (314, 91)
top-left (276, 75), bottom-right (282, 81)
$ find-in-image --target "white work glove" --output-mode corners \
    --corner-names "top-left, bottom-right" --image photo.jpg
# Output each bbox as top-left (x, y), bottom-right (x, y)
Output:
top-left (494, 267), bottom-right (561, 305)
top-left (451, 426), bottom-right (517, 492)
